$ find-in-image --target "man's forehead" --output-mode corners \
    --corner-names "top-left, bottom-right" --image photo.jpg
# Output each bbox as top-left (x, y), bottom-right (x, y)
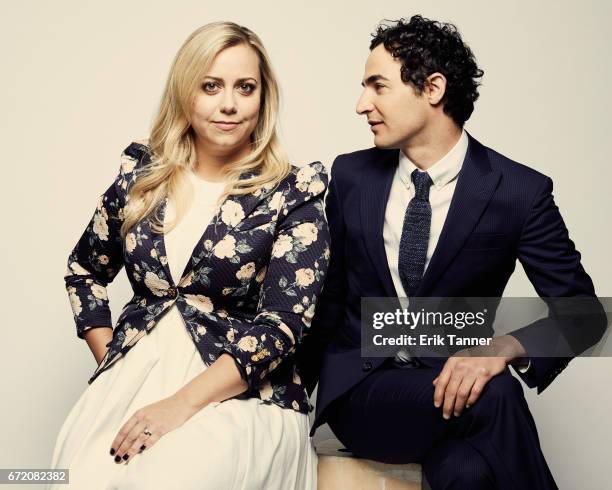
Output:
top-left (363, 45), bottom-right (399, 78)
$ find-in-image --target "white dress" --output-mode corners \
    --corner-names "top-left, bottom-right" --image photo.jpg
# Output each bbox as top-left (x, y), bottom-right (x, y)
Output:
top-left (48, 170), bottom-right (317, 490)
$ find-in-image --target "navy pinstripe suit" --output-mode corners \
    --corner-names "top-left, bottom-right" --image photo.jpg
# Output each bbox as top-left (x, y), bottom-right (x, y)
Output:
top-left (299, 132), bottom-right (606, 489)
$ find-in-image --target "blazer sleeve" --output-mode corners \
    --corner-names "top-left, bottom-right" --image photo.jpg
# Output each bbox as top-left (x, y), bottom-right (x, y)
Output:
top-left (297, 155), bottom-right (348, 395)
top-left (64, 144), bottom-right (140, 339)
top-left (220, 163), bottom-right (331, 391)
top-left (510, 176), bottom-right (607, 393)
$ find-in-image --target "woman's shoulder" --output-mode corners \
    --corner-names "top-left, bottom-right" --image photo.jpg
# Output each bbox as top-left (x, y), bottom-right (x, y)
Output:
top-left (121, 139), bottom-right (151, 168)
top-left (115, 139), bottom-right (152, 192)
top-left (283, 161), bottom-right (329, 198)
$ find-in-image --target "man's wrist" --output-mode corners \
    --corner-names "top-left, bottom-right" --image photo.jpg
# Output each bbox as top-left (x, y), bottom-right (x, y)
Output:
top-left (490, 335), bottom-right (528, 365)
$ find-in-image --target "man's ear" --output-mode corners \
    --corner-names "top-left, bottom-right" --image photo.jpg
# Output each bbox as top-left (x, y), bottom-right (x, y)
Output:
top-left (424, 72), bottom-right (447, 105)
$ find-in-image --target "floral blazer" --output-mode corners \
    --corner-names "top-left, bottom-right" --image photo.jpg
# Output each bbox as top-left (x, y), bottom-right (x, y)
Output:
top-left (64, 141), bottom-right (330, 414)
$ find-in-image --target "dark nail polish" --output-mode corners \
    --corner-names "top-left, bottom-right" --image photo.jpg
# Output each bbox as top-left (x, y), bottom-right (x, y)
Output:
top-left (140, 445), bottom-right (146, 451)
top-left (114, 455), bottom-right (121, 463)
top-left (110, 448), bottom-right (115, 455)
top-left (122, 454), bottom-right (129, 460)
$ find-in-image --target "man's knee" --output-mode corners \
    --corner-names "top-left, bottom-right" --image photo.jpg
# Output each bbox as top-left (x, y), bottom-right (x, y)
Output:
top-left (474, 373), bottom-right (524, 409)
top-left (428, 467), bottom-right (496, 490)
top-left (458, 372), bottom-right (528, 435)
top-left (424, 440), bottom-right (497, 490)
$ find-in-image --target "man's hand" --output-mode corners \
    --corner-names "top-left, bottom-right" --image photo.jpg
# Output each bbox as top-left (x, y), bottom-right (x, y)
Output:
top-left (433, 356), bottom-right (507, 419)
top-left (432, 335), bottom-right (528, 419)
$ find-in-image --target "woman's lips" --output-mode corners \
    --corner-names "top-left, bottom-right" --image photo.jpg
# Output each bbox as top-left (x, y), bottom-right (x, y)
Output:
top-left (212, 121), bottom-right (241, 131)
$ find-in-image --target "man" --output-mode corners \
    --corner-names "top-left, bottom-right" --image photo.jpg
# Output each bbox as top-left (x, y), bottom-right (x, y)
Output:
top-left (300, 15), bottom-right (606, 490)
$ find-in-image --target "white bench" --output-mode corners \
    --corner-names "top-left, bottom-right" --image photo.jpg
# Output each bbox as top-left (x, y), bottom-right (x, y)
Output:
top-left (316, 438), bottom-right (429, 490)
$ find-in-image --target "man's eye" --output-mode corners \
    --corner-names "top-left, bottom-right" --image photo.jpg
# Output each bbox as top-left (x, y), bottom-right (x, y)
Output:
top-left (374, 83), bottom-right (386, 90)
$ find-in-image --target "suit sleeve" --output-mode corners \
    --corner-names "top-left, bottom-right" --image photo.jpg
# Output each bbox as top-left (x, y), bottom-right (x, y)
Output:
top-left (509, 176), bottom-right (606, 392)
top-left (220, 163), bottom-right (331, 391)
top-left (297, 156), bottom-right (348, 396)
top-left (64, 144), bottom-right (140, 339)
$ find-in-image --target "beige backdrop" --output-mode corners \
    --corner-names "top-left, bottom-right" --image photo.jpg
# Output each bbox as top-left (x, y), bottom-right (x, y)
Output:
top-left (1, 0), bottom-right (611, 488)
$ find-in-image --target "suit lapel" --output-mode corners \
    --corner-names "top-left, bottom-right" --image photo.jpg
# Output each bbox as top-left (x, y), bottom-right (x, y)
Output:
top-left (360, 149), bottom-right (399, 297)
top-left (415, 133), bottom-right (501, 296)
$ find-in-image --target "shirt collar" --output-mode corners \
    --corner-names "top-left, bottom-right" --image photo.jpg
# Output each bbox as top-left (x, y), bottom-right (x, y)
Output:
top-left (398, 129), bottom-right (468, 191)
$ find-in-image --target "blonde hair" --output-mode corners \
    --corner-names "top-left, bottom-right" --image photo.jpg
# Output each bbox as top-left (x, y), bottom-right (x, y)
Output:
top-left (121, 21), bottom-right (290, 237)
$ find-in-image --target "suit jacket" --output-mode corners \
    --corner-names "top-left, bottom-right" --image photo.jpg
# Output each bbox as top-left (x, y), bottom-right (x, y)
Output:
top-left (65, 141), bottom-right (330, 414)
top-left (302, 132), bottom-right (606, 435)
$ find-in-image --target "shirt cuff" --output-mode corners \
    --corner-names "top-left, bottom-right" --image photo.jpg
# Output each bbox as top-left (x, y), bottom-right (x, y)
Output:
top-left (515, 358), bottom-right (532, 373)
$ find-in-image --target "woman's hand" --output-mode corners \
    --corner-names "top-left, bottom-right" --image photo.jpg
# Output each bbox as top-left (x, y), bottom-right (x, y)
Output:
top-left (109, 353), bottom-right (247, 464)
top-left (109, 395), bottom-right (199, 464)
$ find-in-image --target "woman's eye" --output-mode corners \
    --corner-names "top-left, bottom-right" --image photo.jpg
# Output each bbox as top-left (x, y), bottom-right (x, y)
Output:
top-left (238, 83), bottom-right (256, 94)
top-left (202, 82), bottom-right (219, 93)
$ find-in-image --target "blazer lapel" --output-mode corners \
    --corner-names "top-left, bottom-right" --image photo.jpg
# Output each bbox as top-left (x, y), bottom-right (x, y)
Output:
top-left (179, 187), bottom-right (263, 283)
top-left (415, 133), bottom-right (501, 296)
top-left (149, 171), bottom-right (265, 287)
top-left (360, 149), bottom-right (399, 297)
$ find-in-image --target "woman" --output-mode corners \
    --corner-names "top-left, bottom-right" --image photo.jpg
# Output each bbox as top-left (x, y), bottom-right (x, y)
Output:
top-left (49, 22), bottom-right (329, 490)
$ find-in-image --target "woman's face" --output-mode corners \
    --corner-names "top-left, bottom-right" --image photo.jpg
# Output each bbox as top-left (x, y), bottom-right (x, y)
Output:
top-left (190, 43), bottom-right (262, 159)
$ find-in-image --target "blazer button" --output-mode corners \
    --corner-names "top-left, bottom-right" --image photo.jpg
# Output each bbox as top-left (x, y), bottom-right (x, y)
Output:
top-left (362, 361), bottom-right (373, 372)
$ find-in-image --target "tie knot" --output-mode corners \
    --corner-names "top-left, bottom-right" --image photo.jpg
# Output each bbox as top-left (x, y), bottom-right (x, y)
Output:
top-left (411, 169), bottom-right (433, 200)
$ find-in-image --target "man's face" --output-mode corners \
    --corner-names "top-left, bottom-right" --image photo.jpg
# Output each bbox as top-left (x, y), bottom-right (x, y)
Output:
top-left (356, 44), bottom-right (430, 148)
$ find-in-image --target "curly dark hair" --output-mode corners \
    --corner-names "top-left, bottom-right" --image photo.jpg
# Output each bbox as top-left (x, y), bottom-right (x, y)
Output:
top-left (370, 15), bottom-right (484, 126)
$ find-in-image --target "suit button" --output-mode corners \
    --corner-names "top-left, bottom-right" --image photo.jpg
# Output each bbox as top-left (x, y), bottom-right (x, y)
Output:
top-left (362, 361), bottom-right (373, 372)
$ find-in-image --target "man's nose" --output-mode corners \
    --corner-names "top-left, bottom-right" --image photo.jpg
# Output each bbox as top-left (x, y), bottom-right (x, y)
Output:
top-left (356, 90), bottom-right (373, 115)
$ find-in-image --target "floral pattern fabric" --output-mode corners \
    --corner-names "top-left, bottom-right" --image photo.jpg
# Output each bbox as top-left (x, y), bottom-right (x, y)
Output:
top-left (65, 142), bottom-right (330, 414)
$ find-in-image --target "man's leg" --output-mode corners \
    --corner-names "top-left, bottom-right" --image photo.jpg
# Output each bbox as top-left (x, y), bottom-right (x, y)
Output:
top-left (422, 439), bottom-right (496, 490)
top-left (324, 360), bottom-right (557, 489)
top-left (450, 372), bottom-right (557, 489)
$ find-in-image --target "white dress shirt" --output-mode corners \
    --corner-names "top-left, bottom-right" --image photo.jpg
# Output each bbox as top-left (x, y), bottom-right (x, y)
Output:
top-left (383, 130), bottom-right (468, 295)
top-left (382, 130), bottom-right (530, 372)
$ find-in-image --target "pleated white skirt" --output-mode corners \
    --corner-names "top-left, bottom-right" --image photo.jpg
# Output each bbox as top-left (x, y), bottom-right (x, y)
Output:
top-left (48, 305), bottom-right (317, 490)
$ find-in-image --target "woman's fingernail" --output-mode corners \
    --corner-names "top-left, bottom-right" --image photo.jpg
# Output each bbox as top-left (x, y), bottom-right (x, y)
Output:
top-left (122, 454), bottom-right (129, 461)
top-left (140, 445), bottom-right (146, 451)
top-left (114, 455), bottom-right (121, 463)
top-left (110, 448), bottom-right (115, 455)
